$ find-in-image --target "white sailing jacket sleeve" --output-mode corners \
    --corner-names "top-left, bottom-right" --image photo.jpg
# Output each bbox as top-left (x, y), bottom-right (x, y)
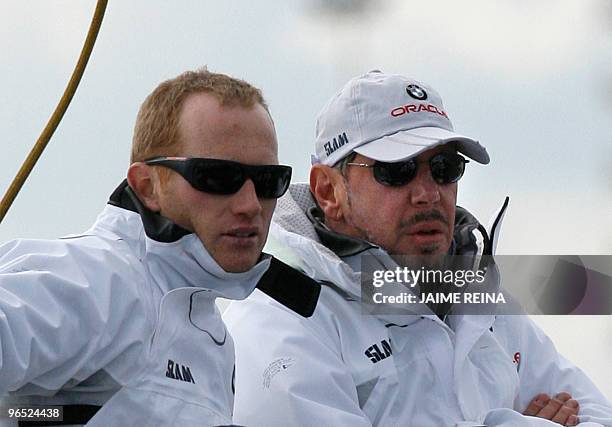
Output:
top-left (496, 315), bottom-right (612, 426)
top-left (0, 235), bottom-right (150, 394)
top-left (227, 294), bottom-right (612, 427)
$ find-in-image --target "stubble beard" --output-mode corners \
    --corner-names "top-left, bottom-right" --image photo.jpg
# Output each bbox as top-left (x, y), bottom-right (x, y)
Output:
top-left (344, 187), bottom-right (375, 245)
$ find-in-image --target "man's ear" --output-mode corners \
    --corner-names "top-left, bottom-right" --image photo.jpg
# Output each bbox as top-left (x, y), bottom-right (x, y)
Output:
top-left (127, 162), bottom-right (161, 212)
top-left (310, 165), bottom-right (346, 222)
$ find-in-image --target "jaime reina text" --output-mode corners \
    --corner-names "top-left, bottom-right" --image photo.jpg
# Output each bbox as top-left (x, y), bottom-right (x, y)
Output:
top-left (372, 291), bottom-right (507, 305)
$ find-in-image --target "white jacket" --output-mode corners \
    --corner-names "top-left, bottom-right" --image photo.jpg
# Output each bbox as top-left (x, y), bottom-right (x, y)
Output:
top-left (224, 183), bottom-right (612, 427)
top-left (0, 181), bottom-right (270, 426)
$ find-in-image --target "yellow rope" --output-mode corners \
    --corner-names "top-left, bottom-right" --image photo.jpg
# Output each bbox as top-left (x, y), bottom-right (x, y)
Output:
top-left (0, 0), bottom-right (109, 224)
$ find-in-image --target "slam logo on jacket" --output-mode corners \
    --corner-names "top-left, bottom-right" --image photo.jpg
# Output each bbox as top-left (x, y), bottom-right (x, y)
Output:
top-left (166, 359), bottom-right (196, 384)
top-left (365, 339), bottom-right (392, 363)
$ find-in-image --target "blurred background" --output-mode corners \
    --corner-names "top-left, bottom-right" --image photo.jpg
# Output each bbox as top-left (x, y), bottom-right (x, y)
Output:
top-left (1, 0), bottom-right (611, 397)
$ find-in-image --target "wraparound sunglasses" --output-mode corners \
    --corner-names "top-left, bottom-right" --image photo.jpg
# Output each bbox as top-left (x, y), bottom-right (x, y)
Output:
top-left (145, 157), bottom-right (292, 199)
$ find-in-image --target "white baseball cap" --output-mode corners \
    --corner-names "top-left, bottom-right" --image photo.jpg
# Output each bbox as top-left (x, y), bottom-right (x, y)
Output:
top-left (312, 70), bottom-right (490, 166)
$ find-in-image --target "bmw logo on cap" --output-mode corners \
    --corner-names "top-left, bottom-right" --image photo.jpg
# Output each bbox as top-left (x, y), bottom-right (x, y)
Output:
top-left (406, 84), bottom-right (427, 100)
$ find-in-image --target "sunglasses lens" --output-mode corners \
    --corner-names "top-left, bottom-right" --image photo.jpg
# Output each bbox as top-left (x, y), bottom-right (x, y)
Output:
top-left (430, 153), bottom-right (465, 184)
top-left (190, 160), bottom-right (291, 198)
top-left (251, 166), bottom-right (292, 198)
top-left (373, 160), bottom-right (417, 186)
top-left (190, 160), bottom-right (244, 194)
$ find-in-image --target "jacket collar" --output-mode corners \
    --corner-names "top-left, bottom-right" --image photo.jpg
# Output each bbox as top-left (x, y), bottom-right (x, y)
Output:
top-left (307, 206), bottom-right (375, 257)
top-left (99, 180), bottom-right (270, 300)
top-left (108, 179), bottom-right (190, 243)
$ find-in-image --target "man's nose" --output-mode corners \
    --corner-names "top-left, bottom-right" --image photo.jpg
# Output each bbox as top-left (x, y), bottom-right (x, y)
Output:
top-left (409, 165), bottom-right (441, 206)
top-left (230, 179), bottom-right (263, 218)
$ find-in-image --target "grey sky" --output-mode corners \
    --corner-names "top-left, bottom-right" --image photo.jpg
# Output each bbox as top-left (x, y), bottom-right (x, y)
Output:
top-left (1, 0), bottom-right (611, 395)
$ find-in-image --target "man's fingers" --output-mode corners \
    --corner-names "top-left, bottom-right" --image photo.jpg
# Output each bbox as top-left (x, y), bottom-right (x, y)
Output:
top-left (551, 403), bottom-right (577, 425)
top-left (524, 393), bottom-right (551, 416)
top-left (555, 392), bottom-right (572, 403)
top-left (536, 397), bottom-right (565, 420)
top-left (566, 414), bottom-right (580, 426)
top-left (525, 391), bottom-right (577, 422)
top-left (565, 399), bottom-right (579, 413)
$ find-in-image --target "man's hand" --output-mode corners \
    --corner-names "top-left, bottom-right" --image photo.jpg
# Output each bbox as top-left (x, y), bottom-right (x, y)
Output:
top-left (524, 392), bottom-right (579, 426)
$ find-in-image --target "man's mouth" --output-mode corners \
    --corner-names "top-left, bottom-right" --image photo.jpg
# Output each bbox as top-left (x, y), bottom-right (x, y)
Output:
top-left (408, 222), bottom-right (445, 236)
top-left (227, 231), bottom-right (258, 238)
top-left (405, 222), bottom-right (447, 249)
top-left (223, 227), bottom-right (259, 241)
top-left (414, 230), bottom-right (440, 235)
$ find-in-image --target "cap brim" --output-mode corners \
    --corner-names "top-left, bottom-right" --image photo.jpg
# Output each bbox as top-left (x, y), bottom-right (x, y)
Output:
top-left (353, 127), bottom-right (490, 164)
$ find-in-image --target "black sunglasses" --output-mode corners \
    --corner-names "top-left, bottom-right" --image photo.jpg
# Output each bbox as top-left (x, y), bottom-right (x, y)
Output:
top-left (347, 152), bottom-right (468, 186)
top-left (144, 157), bottom-right (292, 199)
